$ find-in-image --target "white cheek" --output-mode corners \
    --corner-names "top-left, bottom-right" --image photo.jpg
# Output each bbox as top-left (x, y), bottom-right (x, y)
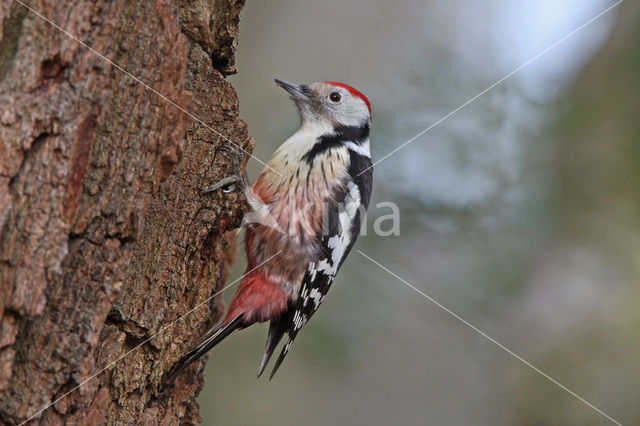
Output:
top-left (335, 100), bottom-right (370, 127)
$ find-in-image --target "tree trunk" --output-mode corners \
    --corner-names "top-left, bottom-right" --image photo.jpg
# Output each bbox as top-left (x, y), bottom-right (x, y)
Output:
top-left (0, 0), bottom-right (250, 423)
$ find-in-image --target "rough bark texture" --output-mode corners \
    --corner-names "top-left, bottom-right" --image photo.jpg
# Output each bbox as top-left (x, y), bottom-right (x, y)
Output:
top-left (0, 0), bottom-right (251, 423)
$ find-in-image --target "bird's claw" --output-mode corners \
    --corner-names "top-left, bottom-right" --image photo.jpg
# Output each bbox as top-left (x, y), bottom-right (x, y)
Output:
top-left (200, 142), bottom-right (246, 194)
top-left (218, 144), bottom-right (240, 154)
top-left (201, 175), bottom-right (241, 194)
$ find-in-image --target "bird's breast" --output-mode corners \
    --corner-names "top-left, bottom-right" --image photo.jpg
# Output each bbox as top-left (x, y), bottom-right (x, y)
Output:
top-left (248, 146), bottom-right (350, 296)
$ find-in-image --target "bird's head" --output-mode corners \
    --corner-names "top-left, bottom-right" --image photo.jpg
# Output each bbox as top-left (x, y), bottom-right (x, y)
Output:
top-left (275, 79), bottom-right (371, 128)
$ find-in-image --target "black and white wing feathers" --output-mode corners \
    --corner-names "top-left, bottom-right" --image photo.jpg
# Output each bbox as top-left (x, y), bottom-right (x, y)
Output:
top-left (264, 151), bottom-right (373, 378)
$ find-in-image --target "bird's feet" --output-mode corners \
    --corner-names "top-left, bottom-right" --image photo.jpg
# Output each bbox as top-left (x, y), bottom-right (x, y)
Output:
top-left (201, 144), bottom-right (247, 194)
top-left (201, 175), bottom-right (241, 194)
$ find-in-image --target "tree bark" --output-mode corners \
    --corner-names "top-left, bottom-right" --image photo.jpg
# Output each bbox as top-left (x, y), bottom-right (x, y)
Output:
top-left (0, 0), bottom-right (250, 423)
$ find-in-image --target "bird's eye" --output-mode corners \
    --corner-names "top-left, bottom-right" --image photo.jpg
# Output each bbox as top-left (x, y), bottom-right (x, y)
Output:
top-left (329, 92), bottom-right (341, 102)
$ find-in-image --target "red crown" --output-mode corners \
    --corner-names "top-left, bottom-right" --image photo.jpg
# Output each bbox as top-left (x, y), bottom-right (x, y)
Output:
top-left (324, 81), bottom-right (371, 114)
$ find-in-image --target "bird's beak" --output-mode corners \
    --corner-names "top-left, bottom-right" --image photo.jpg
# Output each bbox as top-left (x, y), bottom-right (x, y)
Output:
top-left (274, 79), bottom-right (309, 100)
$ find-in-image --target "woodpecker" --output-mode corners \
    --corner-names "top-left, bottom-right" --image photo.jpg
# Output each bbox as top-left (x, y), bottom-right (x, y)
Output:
top-left (169, 79), bottom-right (373, 380)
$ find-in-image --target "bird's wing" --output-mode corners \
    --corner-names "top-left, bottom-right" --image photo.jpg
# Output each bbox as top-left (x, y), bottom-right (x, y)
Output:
top-left (263, 151), bottom-right (373, 379)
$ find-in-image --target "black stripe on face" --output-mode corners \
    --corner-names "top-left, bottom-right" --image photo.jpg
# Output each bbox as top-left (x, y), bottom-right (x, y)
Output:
top-left (335, 124), bottom-right (369, 144)
top-left (302, 124), bottom-right (370, 165)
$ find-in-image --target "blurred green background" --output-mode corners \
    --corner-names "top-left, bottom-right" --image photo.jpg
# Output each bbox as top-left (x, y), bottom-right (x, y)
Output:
top-left (199, 1), bottom-right (639, 424)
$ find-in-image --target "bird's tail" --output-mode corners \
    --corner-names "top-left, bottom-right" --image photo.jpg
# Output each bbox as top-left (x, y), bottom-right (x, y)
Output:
top-left (165, 316), bottom-right (244, 383)
top-left (256, 320), bottom-right (288, 378)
